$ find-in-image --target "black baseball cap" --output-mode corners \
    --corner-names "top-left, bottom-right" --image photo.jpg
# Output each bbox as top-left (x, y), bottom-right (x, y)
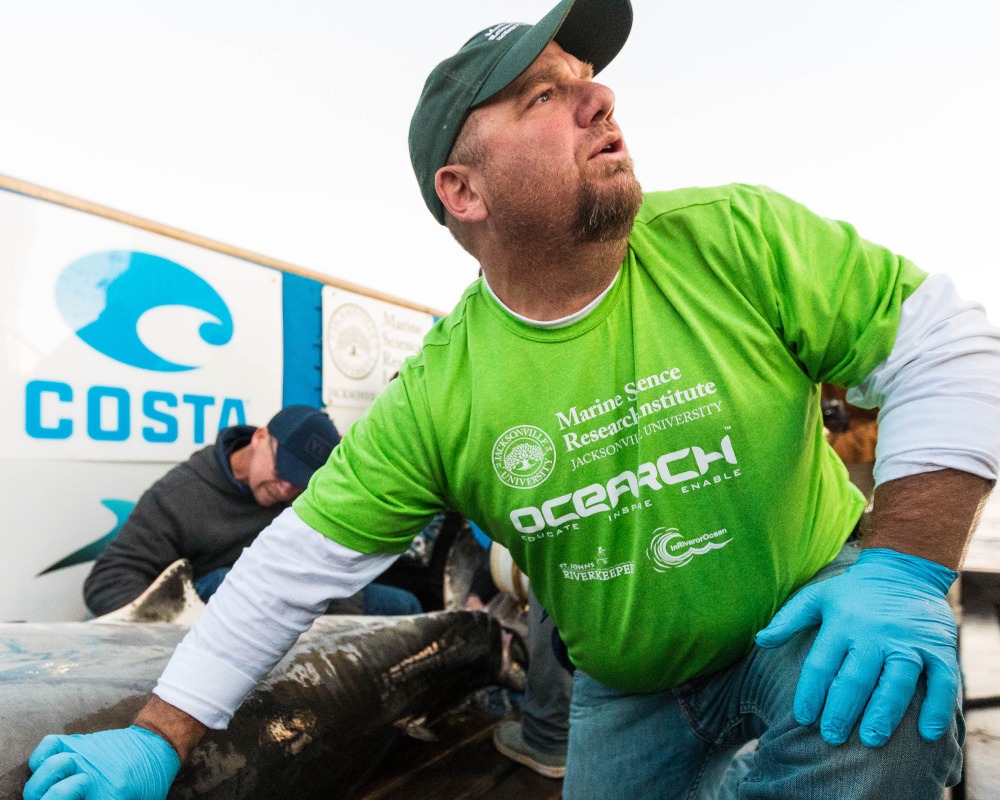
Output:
top-left (408, 0), bottom-right (633, 224)
top-left (266, 405), bottom-right (340, 488)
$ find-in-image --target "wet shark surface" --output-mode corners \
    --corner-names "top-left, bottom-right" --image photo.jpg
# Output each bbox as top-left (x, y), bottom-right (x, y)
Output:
top-left (0, 611), bottom-right (504, 799)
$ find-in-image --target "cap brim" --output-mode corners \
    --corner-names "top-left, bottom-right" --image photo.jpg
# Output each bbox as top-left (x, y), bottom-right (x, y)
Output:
top-left (275, 448), bottom-right (314, 490)
top-left (473, 0), bottom-right (632, 107)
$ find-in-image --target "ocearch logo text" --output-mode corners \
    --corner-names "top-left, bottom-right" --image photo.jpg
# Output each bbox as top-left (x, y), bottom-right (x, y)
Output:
top-left (509, 434), bottom-right (739, 533)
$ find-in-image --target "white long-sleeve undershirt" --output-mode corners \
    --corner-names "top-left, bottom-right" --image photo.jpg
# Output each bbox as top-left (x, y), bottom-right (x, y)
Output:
top-left (847, 273), bottom-right (1000, 486)
top-left (154, 507), bottom-right (397, 728)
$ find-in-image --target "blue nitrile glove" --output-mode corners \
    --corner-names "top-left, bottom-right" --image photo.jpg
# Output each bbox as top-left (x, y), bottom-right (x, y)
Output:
top-left (24, 726), bottom-right (180, 800)
top-left (755, 548), bottom-right (959, 747)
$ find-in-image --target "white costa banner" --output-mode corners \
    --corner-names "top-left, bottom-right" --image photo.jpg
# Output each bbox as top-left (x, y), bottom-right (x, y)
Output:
top-left (322, 286), bottom-right (435, 430)
top-left (0, 190), bottom-right (283, 463)
top-left (0, 458), bottom-right (174, 622)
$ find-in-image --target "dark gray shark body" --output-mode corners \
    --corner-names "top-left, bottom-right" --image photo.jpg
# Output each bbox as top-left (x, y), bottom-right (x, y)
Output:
top-left (0, 565), bottom-right (504, 799)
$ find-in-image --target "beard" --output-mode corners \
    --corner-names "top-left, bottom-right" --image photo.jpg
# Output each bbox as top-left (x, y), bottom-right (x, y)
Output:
top-left (483, 155), bottom-right (643, 249)
top-left (573, 157), bottom-right (643, 244)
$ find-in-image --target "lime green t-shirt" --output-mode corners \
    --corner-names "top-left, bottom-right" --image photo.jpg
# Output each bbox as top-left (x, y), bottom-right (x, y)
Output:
top-left (296, 184), bottom-right (925, 693)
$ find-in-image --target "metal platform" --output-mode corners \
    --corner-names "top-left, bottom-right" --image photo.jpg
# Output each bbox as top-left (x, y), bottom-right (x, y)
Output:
top-left (355, 694), bottom-right (561, 800)
top-left (946, 487), bottom-right (1000, 799)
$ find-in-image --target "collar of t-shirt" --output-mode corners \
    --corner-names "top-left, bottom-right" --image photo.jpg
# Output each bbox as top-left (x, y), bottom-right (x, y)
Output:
top-left (481, 271), bottom-right (619, 328)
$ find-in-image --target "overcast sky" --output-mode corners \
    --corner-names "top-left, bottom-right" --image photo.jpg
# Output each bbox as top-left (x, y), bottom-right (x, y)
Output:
top-left (1, 0), bottom-right (997, 316)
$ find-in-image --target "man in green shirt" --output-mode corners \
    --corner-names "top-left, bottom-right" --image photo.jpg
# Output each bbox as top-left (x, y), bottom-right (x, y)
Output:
top-left (24, 1), bottom-right (1000, 798)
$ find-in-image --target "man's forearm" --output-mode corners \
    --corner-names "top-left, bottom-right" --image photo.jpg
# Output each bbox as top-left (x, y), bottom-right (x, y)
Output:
top-left (863, 467), bottom-right (994, 570)
top-left (134, 695), bottom-right (208, 763)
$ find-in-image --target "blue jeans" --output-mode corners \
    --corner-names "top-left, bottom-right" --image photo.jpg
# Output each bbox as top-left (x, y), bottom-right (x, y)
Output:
top-left (563, 543), bottom-right (964, 799)
top-left (194, 566), bottom-right (230, 602)
top-left (362, 583), bottom-right (423, 615)
top-left (521, 588), bottom-right (573, 755)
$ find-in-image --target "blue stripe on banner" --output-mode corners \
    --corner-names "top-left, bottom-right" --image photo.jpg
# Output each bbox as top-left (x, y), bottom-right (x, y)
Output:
top-left (281, 272), bottom-right (324, 407)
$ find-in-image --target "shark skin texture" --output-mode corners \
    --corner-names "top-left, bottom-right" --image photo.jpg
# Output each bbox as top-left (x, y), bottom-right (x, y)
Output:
top-left (0, 562), bottom-right (505, 799)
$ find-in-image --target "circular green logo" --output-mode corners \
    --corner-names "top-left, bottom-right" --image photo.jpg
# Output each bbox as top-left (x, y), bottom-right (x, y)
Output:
top-left (492, 425), bottom-right (556, 489)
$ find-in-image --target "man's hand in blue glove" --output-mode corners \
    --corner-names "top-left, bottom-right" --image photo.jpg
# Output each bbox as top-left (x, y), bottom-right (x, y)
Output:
top-left (754, 548), bottom-right (960, 748)
top-left (24, 726), bottom-right (179, 800)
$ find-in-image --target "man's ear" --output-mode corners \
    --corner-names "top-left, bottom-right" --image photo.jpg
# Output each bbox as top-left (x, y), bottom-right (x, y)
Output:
top-left (436, 165), bottom-right (488, 223)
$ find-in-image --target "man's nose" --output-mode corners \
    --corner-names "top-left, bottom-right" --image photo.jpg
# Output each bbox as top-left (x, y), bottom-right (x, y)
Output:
top-left (577, 81), bottom-right (616, 127)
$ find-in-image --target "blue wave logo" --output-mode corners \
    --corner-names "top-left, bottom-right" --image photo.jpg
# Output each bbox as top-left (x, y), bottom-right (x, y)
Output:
top-left (55, 251), bottom-right (234, 372)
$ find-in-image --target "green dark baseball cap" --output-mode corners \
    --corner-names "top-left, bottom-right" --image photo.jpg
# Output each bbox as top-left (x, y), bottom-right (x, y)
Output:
top-left (409, 0), bottom-right (633, 224)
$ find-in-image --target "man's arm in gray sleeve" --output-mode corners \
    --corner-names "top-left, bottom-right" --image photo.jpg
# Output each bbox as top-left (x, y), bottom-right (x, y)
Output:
top-left (83, 489), bottom-right (186, 616)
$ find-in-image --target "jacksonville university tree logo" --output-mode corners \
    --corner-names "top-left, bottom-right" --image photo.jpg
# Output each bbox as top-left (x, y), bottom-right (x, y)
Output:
top-left (492, 425), bottom-right (556, 489)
